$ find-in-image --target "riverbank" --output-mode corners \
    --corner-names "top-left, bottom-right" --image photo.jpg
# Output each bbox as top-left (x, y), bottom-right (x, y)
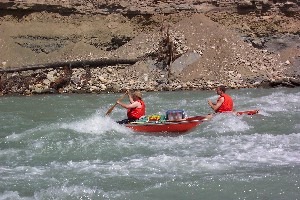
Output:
top-left (1, 1), bottom-right (300, 95)
top-left (1, 61), bottom-right (300, 96)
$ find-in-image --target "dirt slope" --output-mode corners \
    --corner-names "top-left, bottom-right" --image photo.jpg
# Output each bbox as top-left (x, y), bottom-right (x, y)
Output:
top-left (0, 8), bottom-right (299, 95)
top-left (114, 13), bottom-right (285, 88)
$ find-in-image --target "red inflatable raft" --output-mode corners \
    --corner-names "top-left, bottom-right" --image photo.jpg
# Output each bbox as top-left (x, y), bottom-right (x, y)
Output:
top-left (125, 110), bottom-right (259, 133)
top-left (125, 116), bottom-right (206, 133)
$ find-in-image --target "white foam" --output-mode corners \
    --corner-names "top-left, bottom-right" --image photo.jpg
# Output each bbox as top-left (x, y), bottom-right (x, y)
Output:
top-left (5, 114), bottom-right (125, 141)
top-left (59, 113), bottom-right (130, 134)
top-left (2, 132), bottom-right (299, 200)
top-left (0, 191), bottom-right (32, 200)
top-left (253, 91), bottom-right (300, 113)
top-left (216, 133), bottom-right (300, 166)
top-left (5, 132), bottom-right (22, 141)
top-left (4, 126), bottom-right (46, 142)
top-left (203, 113), bottom-right (251, 134)
top-left (34, 185), bottom-right (103, 199)
top-left (56, 134), bottom-right (298, 177)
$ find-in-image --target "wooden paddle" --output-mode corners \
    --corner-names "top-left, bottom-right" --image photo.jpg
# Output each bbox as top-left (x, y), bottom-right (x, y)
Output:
top-left (105, 91), bottom-right (128, 116)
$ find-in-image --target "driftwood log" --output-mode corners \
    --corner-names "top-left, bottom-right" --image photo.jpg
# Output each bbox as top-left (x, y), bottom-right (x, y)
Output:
top-left (0, 58), bottom-right (140, 73)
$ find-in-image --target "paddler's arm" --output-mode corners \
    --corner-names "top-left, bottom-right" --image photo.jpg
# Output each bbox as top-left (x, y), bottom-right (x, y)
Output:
top-left (208, 97), bottom-right (224, 112)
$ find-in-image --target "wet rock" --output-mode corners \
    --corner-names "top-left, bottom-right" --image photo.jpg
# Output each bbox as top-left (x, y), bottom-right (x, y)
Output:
top-left (269, 79), bottom-right (284, 87)
top-left (290, 77), bottom-right (300, 86)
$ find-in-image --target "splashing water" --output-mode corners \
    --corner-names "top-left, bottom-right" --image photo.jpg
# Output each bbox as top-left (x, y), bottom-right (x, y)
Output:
top-left (0, 87), bottom-right (299, 199)
top-left (203, 113), bottom-right (251, 135)
top-left (60, 113), bottom-right (130, 134)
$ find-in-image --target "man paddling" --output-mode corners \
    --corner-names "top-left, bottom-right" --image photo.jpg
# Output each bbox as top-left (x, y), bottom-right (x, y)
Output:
top-left (206, 85), bottom-right (234, 119)
top-left (116, 91), bottom-right (146, 124)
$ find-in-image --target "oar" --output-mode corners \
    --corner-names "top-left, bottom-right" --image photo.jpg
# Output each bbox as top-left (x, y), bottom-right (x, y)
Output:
top-left (105, 91), bottom-right (128, 116)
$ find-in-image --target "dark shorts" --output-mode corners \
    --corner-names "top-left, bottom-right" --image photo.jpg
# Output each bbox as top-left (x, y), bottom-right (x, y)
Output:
top-left (116, 118), bottom-right (136, 124)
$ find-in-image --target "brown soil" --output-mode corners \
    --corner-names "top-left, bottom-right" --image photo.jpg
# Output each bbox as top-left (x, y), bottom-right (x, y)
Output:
top-left (0, 8), bottom-right (299, 91)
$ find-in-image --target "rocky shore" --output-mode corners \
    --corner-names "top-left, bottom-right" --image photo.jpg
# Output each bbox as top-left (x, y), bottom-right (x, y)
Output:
top-left (0, 0), bottom-right (299, 95)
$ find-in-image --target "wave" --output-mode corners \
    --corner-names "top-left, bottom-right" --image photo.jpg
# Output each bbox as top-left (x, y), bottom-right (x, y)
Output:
top-left (59, 112), bottom-right (130, 135)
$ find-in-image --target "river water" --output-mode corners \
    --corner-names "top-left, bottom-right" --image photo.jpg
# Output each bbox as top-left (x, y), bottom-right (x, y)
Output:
top-left (1, 87), bottom-right (300, 199)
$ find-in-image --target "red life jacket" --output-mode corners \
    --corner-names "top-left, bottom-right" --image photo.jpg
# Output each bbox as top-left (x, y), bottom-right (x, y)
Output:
top-left (127, 100), bottom-right (145, 120)
top-left (216, 93), bottom-right (233, 113)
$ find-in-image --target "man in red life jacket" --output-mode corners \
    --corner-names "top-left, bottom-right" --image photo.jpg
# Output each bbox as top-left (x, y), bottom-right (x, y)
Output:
top-left (205, 85), bottom-right (234, 119)
top-left (116, 91), bottom-right (146, 124)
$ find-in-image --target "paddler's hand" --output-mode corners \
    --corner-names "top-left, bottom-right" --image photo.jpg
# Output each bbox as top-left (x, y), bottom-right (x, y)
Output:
top-left (208, 100), bottom-right (213, 107)
top-left (117, 100), bottom-right (124, 107)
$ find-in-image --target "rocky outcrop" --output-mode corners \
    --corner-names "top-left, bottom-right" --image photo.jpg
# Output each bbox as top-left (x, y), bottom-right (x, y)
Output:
top-left (0, 1), bottom-right (299, 96)
top-left (1, 61), bottom-right (299, 96)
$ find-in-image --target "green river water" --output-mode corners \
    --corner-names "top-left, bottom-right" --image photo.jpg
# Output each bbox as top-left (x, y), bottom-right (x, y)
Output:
top-left (0, 87), bottom-right (299, 199)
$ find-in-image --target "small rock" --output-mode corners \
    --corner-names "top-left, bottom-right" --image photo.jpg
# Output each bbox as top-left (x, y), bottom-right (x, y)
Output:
top-left (99, 76), bottom-right (108, 83)
top-left (107, 68), bottom-right (113, 73)
top-left (100, 84), bottom-right (107, 90)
